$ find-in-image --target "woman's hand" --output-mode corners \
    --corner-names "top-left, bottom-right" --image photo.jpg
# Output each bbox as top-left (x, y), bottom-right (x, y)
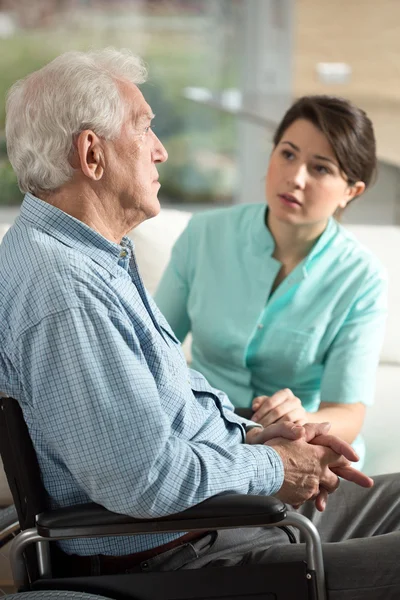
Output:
top-left (251, 388), bottom-right (307, 427)
top-left (246, 420), bottom-right (306, 445)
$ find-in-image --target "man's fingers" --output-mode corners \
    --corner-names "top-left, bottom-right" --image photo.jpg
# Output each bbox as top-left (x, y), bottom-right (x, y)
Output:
top-left (320, 467), bottom-right (341, 495)
top-left (315, 487), bottom-right (329, 512)
top-left (331, 465), bottom-right (374, 488)
top-left (310, 433), bottom-right (359, 462)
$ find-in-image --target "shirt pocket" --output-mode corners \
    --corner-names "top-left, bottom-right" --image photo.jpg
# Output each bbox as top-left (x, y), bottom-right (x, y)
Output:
top-left (263, 327), bottom-right (319, 380)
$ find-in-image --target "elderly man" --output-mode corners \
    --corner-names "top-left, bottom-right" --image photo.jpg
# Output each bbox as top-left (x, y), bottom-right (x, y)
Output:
top-left (0, 48), bottom-right (399, 599)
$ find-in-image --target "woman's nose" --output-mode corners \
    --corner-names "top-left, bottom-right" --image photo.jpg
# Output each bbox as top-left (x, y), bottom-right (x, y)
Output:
top-left (289, 163), bottom-right (307, 189)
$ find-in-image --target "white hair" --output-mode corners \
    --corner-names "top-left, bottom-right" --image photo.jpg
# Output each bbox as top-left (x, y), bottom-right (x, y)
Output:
top-left (5, 47), bottom-right (148, 194)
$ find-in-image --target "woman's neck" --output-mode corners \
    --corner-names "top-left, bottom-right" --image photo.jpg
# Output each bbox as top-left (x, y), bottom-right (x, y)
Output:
top-left (267, 211), bottom-right (328, 265)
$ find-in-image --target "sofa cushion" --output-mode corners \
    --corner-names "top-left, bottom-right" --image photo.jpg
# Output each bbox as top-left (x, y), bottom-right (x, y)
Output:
top-left (363, 364), bottom-right (400, 475)
top-left (129, 208), bottom-right (192, 296)
top-left (346, 224), bottom-right (400, 365)
top-left (0, 224), bottom-right (10, 243)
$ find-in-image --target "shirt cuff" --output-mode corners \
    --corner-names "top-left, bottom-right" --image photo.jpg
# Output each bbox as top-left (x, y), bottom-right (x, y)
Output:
top-left (244, 421), bottom-right (263, 433)
top-left (243, 444), bottom-right (284, 496)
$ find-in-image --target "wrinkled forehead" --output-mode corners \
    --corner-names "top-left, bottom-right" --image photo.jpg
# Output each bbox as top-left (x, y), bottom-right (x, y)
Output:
top-left (117, 79), bottom-right (154, 125)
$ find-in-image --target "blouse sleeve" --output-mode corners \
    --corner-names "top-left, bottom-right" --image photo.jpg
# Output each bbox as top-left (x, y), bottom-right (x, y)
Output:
top-left (154, 220), bottom-right (193, 342)
top-left (320, 266), bottom-right (388, 407)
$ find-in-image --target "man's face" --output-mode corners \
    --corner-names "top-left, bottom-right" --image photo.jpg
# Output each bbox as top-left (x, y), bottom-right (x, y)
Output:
top-left (104, 80), bottom-right (168, 223)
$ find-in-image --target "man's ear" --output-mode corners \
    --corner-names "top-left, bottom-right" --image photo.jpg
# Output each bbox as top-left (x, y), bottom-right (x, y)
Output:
top-left (339, 181), bottom-right (365, 209)
top-left (76, 130), bottom-right (105, 181)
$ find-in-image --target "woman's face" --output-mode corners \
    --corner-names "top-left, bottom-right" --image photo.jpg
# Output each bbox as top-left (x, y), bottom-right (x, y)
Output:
top-left (266, 118), bottom-right (364, 228)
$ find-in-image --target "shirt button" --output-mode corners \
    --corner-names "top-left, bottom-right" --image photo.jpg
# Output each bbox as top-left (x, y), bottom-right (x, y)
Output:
top-left (257, 324), bottom-right (264, 330)
top-left (120, 250), bottom-right (128, 258)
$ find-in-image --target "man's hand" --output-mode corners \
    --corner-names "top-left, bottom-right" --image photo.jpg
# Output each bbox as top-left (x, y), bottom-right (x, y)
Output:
top-left (302, 422), bottom-right (373, 498)
top-left (306, 428), bottom-right (373, 509)
top-left (252, 389), bottom-right (308, 427)
top-left (267, 428), bottom-right (373, 511)
top-left (266, 437), bottom-right (353, 509)
top-left (248, 420), bottom-right (374, 511)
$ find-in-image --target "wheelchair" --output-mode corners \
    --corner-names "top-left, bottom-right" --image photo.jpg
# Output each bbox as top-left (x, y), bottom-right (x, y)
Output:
top-left (0, 395), bottom-right (327, 600)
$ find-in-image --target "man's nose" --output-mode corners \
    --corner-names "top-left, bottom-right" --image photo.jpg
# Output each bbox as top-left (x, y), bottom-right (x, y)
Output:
top-left (153, 132), bottom-right (168, 163)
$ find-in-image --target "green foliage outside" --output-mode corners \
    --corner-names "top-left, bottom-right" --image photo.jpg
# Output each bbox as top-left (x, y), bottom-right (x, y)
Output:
top-left (0, 18), bottom-right (238, 206)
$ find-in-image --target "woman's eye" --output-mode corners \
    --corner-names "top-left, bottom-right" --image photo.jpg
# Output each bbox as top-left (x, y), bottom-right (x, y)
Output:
top-left (281, 149), bottom-right (295, 160)
top-left (314, 164), bottom-right (330, 175)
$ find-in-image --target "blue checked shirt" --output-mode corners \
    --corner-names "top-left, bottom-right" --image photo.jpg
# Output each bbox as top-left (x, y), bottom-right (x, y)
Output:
top-left (0, 194), bottom-right (283, 556)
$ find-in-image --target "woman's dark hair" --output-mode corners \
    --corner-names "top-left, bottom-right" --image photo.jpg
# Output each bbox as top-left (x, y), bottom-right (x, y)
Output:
top-left (273, 95), bottom-right (377, 190)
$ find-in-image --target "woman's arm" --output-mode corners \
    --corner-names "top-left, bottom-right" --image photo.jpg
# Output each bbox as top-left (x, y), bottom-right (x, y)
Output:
top-left (315, 265), bottom-right (388, 441)
top-left (252, 392), bottom-right (365, 444)
top-left (252, 264), bottom-right (388, 444)
top-left (304, 402), bottom-right (365, 444)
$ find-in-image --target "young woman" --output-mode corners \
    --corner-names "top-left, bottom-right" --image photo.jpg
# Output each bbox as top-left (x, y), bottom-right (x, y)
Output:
top-left (155, 95), bottom-right (388, 467)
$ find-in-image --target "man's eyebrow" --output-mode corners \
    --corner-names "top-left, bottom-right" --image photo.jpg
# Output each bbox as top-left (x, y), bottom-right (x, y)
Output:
top-left (139, 111), bottom-right (155, 121)
top-left (281, 140), bottom-right (337, 166)
top-left (134, 111), bottom-right (155, 126)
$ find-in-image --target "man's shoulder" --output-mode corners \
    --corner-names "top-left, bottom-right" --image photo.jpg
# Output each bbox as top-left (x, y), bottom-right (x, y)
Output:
top-left (1, 220), bottom-right (82, 287)
top-left (0, 222), bottom-right (112, 339)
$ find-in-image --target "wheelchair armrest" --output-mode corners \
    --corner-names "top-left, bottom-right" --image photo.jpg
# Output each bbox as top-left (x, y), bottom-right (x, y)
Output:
top-left (36, 494), bottom-right (287, 539)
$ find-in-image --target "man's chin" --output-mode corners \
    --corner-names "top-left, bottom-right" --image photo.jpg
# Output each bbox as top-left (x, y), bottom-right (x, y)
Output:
top-left (147, 195), bottom-right (161, 219)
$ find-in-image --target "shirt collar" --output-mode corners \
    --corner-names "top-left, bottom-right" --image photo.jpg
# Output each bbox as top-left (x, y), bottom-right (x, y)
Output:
top-left (19, 194), bottom-right (134, 276)
top-left (250, 204), bottom-right (275, 255)
top-left (305, 216), bottom-right (338, 268)
top-left (250, 202), bottom-right (339, 271)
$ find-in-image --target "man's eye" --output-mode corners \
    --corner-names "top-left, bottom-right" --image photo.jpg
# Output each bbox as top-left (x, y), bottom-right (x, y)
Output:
top-left (144, 126), bottom-right (151, 133)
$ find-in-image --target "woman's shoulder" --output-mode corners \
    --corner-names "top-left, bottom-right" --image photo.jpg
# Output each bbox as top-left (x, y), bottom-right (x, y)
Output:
top-left (330, 220), bottom-right (387, 281)
top-left (189, 203), bottom-right (264, 233)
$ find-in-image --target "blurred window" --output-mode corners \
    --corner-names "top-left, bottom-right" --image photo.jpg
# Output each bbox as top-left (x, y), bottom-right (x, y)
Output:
top-left (0, 0), bottom-right (244, 208)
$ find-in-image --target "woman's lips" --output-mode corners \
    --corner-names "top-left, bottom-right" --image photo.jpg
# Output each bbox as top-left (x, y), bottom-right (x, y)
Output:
top-left (278, 194), bottom-right (301, 207)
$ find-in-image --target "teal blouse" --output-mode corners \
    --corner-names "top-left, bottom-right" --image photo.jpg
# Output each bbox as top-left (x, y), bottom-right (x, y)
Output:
top-left (155, 203), bottom-right (388, 465)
